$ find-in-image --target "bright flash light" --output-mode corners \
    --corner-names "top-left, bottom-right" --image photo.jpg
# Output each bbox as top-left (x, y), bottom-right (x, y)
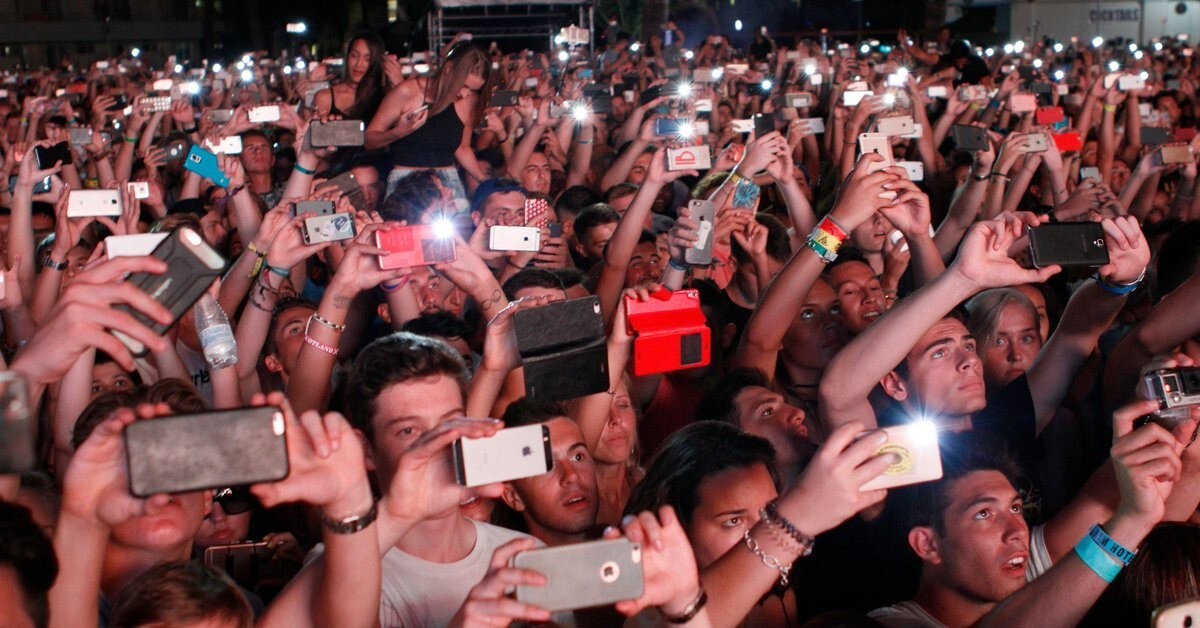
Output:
top-left (676, 81), bottom-right (692, 97)
top-left (804, 63), bottom-right (816, 75)
top-left (896, 67), bottom-right (908, 78)
top-left (1093, 36), bottom-right (1104, 48)
top-left (571, 103), bottom-right (590, 121)
top-left (283, 66), bottom-right (293, 75)
top-left (1154, 42), bottom-right (1164, 51)
top-left (554, 34), bottom-right (565, 45)
top-left (557, 50), bottom-right (569, 62)
top-left (432, 219), bottom-right (455, 239)
top-left (985, 47), bottom-right (995, 57)
top-left (860, 44), bottom-right (870, 55)
top-left (882, 92), bottom-right (896, 106)
top-left (1128, 42), bottom-right (1138, 52)
top-left (684, 50), bottom-right (694, 60)
top-left (1108, 60), bottom-right (1120, 72)
top-left (182, 81), bottom-right (200, 95)
top-left (677, 121), bottom-right (694, 138)
top-left (910, 419), bottom-right (940, 443)
top-left (131, 48), bottom-right (141, 58)
top-left (1032, 59), bottom-right (1043, 69)
top-left (286, 22), bottom-right (307, 34)
top-left (236, 61), bottom-right (246, 71)
top-left (1140, 70), bottom-right (1150, 80)
top-left (1054, 69), bottom-right (1065, 81)
top-left (734, 19), bottom-right (743, 32)
top-left (761, 78), bottom-right (773, 91)
top-left (630, 42), bottom-right (641, 53)
top-left (173, 64), bottom-right (183, 74)
top-left (295, 59), bottom-right (306, 70)
top-left (712, 67), bottom-right (724, 80)
top-left (1003, 43), bottom-right (1014, 55)
top-left (240, 69), bottom-right (253, 82)
top-left (212, 63), bottom-right (222, 72)
top-left (1134, 50), bottom-right (1144, 60)
top-left (1013, 40), bottom-right (1025, 53)
top-left (1053, 43), bottom-right (1064, 53)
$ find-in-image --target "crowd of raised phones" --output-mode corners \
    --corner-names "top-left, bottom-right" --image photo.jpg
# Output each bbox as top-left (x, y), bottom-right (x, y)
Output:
top-left (2, 20), bottom-right (1200, 628)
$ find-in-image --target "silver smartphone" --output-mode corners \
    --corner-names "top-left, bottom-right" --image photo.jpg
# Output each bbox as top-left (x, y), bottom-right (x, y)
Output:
top-left (684, 199), bottom-right (715, 266)
top-left (452, 424), bottom-right (552, 487)
top-left (513, 538), bottom-right (644, 612)
top-left (488, 225), bottom-right (541, 252)
top-left (67, 189), bottom-right (123, 218)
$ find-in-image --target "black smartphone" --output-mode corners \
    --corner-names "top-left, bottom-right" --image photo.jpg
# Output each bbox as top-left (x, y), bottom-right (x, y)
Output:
top-left (1028, 222), bottom-right (1110, 268)
top-left (34, 141), bottom-right (72, 169)
top-left (589, 94), bottom-right (613, 115)
top-left (489, 90), bottom-right (519, 107)
top-left (114, 227), bottom-right (227, 355)
top-left (952, 124), bottom-right (990, 152)
top-left (1141, 127), bottom-right (1170, 146)
top-left (106, 94), bottom-right (128, 111)
top-left (308, 120), bottom-right (365, 148)
top-left (125, 406), bottom-right (289, 497)
top-left (752, 113), bottom-right (773, 138)
top-left (639, 85), bottom-right (665, 106)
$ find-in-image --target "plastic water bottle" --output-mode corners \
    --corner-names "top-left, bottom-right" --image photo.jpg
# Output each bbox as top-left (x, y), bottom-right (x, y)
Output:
top-left (194, 294), bottom-right (238, 369)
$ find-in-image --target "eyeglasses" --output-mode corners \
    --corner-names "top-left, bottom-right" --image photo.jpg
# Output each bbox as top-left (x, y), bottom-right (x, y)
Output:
top-left (213, 487), bottom-right (255, 515)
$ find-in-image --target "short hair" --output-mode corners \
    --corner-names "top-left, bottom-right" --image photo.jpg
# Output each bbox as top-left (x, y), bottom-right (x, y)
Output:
top-left (501, 268), bottom-right (566, 301)
top-left (624, 421), bottom-right (778, 527)
top-left (380, 169), bottom-right (442, 223)
top-left (730, 213), bottom-right (791, 265)
top-left (604, 183), bottom-right (640, 204)
top-left (73, 379), bottom-right (208, 449)
top-left (110, 562), bottom-right (252, 628)
top-left (401, 311), bottom-right (474, 343)
top-left (240, 128), bottom-right (269, 145)
top-left (264, 297), bottom-right (319, 357)
top-left (572, 204), bottom-right (621, 242)
top-left (898, 435), bottom-right (1022, 536)
top-left (501, 397), bottom-right (569, 429)
top-left (555, 185), bottom-right (602, 221)
top-left (470, 178), bottom-right (526, 216)
top-left (697, 368), bottom-right (773, 426)
top-left (343, 332), bottom-right (469, 445)
top-left (0, 502), bottom-right (57, 628)
top-left (964, 288), bottom-right (1039, 349)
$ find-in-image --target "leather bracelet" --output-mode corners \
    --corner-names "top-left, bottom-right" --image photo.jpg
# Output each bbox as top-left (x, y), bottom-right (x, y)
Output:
top-left (660, 588), bottom-right (708, 624)
top-left (319, 500), bottom-right (377, 534)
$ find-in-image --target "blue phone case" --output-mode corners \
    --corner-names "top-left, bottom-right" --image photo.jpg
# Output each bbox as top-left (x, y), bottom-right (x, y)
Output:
top-left (184, 145), bottom-right (230, 188)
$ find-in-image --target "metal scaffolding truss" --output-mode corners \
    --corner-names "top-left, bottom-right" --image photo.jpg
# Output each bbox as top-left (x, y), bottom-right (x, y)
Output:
top-left (428, 0), bottom-right (594, 54)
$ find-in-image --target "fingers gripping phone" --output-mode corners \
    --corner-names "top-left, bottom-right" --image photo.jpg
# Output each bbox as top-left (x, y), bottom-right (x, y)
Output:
top-left (1028, 222), bottom-right (1110, 268)
top-left (859, 422), bottom-right (944, 491)
top-left (513, 538), bottom-right (644, 612)
top-left (684, 199), bottom-right (715, 265)
top-left (452, 424), bottom-right (552, 487)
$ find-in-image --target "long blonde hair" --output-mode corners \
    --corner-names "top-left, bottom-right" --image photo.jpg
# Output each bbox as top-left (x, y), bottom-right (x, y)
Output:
top-left (425, 41), bottom-right (493, 123)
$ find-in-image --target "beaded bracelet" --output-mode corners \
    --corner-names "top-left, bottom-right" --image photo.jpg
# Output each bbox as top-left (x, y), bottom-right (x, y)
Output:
top-left (310, 312), bottom-right (347, 333)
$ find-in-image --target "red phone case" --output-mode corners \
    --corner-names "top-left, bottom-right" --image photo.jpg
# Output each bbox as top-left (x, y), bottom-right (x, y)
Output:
top-left (625, 290), bottom-right (711, 376)
top-left (1051, 132), bottom-right (1083, 154)
top-left (375, 225), bottom-right (457, 270)
top-left (1174, 127), bottom-right (1198, 142)
top-left (524, 198), bottom-right (550, 229)
top-left (1035, 107), bottom-right (1065, 125)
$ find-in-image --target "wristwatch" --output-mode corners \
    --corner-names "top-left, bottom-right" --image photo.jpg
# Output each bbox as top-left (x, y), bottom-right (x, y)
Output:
top-left (318, 500), bottom-right (378, 535)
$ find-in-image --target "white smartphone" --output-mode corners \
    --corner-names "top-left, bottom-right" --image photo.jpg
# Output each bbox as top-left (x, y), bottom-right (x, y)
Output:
top-left (926, 85), bottom-right (948, 98)
top-left (860, 422), bottom-right (943, 491)
top-left (896, 160), bottom-right (924, 182)
top-left (248, 105), bottom-right (281, 123)
top-left (128, 181), bottom-right (150, 200)
top-left (858, 133), bottom-right (894, 173)
top-left (1080, 166), bottom-right (1101, 182)
top-left (785, 92), bottom-right (812, 108)
top-left (488, 225), bottom-right (541, 252)
top-left (796, 118), bottom-right (826, 135)
top-left (1118, 75), bottom-right (1145, 91)
top-left (67, 189), bottom-right (122, 218)
top-left (875, 115), bottom-right (915, 137)
top-left (1153, 600), bottom-right (1200, 628)
top-left (152, 78), bottom-right (173, 92)
top-left (666, 145), bottom-right (711, 171)
top-left (843, 90), bottom-right (872, 107)
top-left (452, 424), bottom-right (551, 487)
top-left (206, 135), bottom-right (243, 155)
top-left (106, 233), bottom-right (169, 259)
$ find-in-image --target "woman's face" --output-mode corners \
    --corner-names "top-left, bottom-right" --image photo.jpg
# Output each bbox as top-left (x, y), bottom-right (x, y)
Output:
top-left (1014, 284), bottom-right (1050, 341)
top-left (594, 381), bottom-right (637, 465)
top-left (194, 501), bottom-right (252, 550)
top-left (781, 279), bottom-right (842, 370)
top-left (687, 463), bottom-right (778, 568)
top-left (91, 361), bottom-right (136, 399)
top-left (981, 303), bottom-right (1043, 389)
top-left (347, 39), bottom-right (373, 83)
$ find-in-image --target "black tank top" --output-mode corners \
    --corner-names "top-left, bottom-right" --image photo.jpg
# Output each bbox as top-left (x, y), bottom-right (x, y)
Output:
top-left (388, 103), bottom-right (464, 168)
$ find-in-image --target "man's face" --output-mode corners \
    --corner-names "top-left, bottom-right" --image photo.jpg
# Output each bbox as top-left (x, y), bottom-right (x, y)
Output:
top-left (576, 222), bottom-right (616, 262)
top-left (507, 417), bottom-right (599, 544)
top-left (731, 386), bottom-right (807, 466)
top-left (368, 375), bottom-right (465, 508)
top-left (111, 491), bottom-right (210, 554)
top-left (922, 471), bottom-right (1029, 604)
top-left (687, 463), bottom-right (778, 568)
top-left (609, 193), bottom-right (635, 213)
top-left (830, 261), bottom-right (885, 334)
top-left (894, 318), bottom-right (986, 420)
top-left (480, 190), bottom-right (526, 227)
top-left (625, 241), bottom-right (662, 287)
top-left (980, 304), bottom-right (1042, 389)
top-left (850, 211), bottom-right (888, 254)
top-left (628, 152), bottom-right (653, 185)
top-left (199, 209), bottom-right (230, 249)
top-left (239, 135), bottom-right (273, 175)
top-left (352, 165), bottom-right (382, 212)
top-left (521, 153), bottom-right (552, 195)
top-left (268, 305), bottom-right (315, 376)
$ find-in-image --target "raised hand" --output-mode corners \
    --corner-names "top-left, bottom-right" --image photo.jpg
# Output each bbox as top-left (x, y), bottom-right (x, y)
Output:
top-left (1110, 400), bottom-right (1188, 527)
top-left (608, 507), bottom-right (704, 618)
top-left (949, 218), bottom-right (1061, 291)
top-left (448, 538), bottom-right (551, 628)
top-left (1096, 216), bottom-right (1149, 286)
top-left (776, 422), bottom-right (893, 535)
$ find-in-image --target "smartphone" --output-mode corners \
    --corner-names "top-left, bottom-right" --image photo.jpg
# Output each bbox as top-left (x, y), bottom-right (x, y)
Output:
top-left (1152, 600), bottom-right (1200, 628)
top-left (105, 94), bottom-right (128, 111)
top-left (151, 78), bottom-right (174, 92)
top-left (489, 226), bottom-right (541, 252)
top-left (952, 125), bottom-right (990, 152)
top-left (68, 127), bottom-right (93, 145)
top-left (248, 105), bottom-right (281, 123)
top-left (858, 133), bottom-right (894, 173)
top-left (1080, 166), bottom-right (1101, 182)
top-left (125, 406), bottom-right (288, 497)
top-left (302, 81), bottom-right (330, 108)
top-left (1141, 127), bottom-right (1171, 146)
top-left (0, 374), bottom-right (34, 474)
top-left (859, 422), bottom-right (944, 491)
top-left (183, 145), bottom-right (230, 188)
top-left (376, 225), bottom-right (457, 269)
top-left (142, 96), bottom-right (172, 113)
top-left (693, 68), bottom-right (714, 83)
top-left (302, 213), bottom-right (357, 245)
top-left (208, 109), bottom-right (235, 124)
top-left (752, 113), bottom-right (773, 139)
top-left (1028, 222), bottom-right (1110, 268)
top-left (488, 90), bottom-right (519, 107)
top-left (113, 227), bottom-right (227, 355)
top-left (926, 85), bottom-right (948, 99)
top-left (308, 120), bottom-right (365, 147)
top-left (452, 424), bottom-right (552, 487)
top-left (666, 145), bottom-right (711, 171)
top-left (1025, 133), bottom-right (1050, 153)
top-left (291, 200), bottom-right (334, 218)
top-left (11, 174), bottom-right (51, 195)
top-left (206, 135), bottom-right (242, 155)
top-left (67, 189), bottom-right (122, 218)
top-left (684, 199), bottom-right (715, 266)
top-left (842, 90), bottom-right (872, 107)
top-left (1118, 75), bottom-right (1146, 91)
top-left (524, 197), bottom-right (549, 229)
top-left (1035, 106), bottom-right (1065, 125)
top-left (513, 539), bottom-right (644, 612)
top-left (35, 141), bottom-right (72, 169)
top-left (1010, 93), bottom-right (1037, 113)
top-left (796, 118), bottom-right (826, 135)
top-left (159, 138), bottom-right (190, 163)
top-left (126, 181), bottom-right (150, 201)
top-left (204, 541), bottom-right (294, 586)
top-left (875, 115), bottom-right (914, 137)
top-left (625, 289), bottom-right (711, 376)
top-left (785, 92), bottom-right (812, 108)
top-left (896, 160), bottom-right (924, 182)
top-left (1161, 144), bottom-right (1194, 165)
top-left (105, 233), bottom-right (169, 259)
top-left (654, 117), bottom-right (686, 137)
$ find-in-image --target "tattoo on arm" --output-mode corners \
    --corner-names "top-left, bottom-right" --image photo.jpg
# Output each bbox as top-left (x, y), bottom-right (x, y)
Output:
top-left (480, 288), bottom-right (502, 314)
top-left (332, 294), bottom-right (353, 310)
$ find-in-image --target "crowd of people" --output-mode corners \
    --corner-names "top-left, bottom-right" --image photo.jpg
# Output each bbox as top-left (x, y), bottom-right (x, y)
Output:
top-left (1, 19), bottom-right (1199, 628)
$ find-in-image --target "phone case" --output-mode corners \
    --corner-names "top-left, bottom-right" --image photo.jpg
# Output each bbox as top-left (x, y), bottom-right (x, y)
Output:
top-left (860, 423), bottom-right (944, 491)
top-left (625, 290), bottom-right (711, 376)
top-left (105, 233), bottom-right (169, 259)
top-left (0, 409), bottom-right (35, 474)
top-left (375, 225), bottom-right (457, 270)
top-left (291, 200), bottom-right (334, 218)
top-left (35, 141), bottom-right (72, 169)
top-left (1051, 132), bottom-right (1083, 154)
top-left (248, 105), bottom-right (280, 123)
top-left (523, 197), bottom-right (550, 229)
top-left (685, 200), bottom-right (715, 265)
top-left (514, 297), bottom-right (608, 401)
top-left (514, 539), bottom-right (644, 612)
top-left (1035, 107), bottom-right (1065, 125)
top-left (452, 424), bottom-right (552, 487)
top-left (1028, 223), bottom-right (1110, 268)
top-left (114, 227), bottom-right (226, 354)
top-left (1141, 127), bottom-right (1171, 146)
top-left (183, 145), bottom-right (230, 188)
top-left (952, 125), bottom-right (989, 152)
top-left (489, 90), bottom-right (519, 107)
top-left (308, 120), bottom-right (365, 147)
top-left (1161, 145), bottom-right (1193, 165)
top-left (67, 189), bottom-right (123, 218)
top-left (68, 127), bottom-right (93, 145)
top-left (858, 133), bottom-right (894, 172)
top-left (753, 113), bottom-right (773, 138)
top-left (1010, 94), bottom-right (1037, 113)
top-left (875, 116), bottom-right (915, 137)
top-left (666, 145), bottom-right (711, 171)
top-left (785, 92), bottom-right (812, 108)
top-left (125, 406), bottom-right (288, 497)
top-left (302, 213), bottom-right (357, 244)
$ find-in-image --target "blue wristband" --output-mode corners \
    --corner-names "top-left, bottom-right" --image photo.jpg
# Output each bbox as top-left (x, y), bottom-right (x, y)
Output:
top-left (1073, 534), bottom-right (1123, 583)
top-left (293, 163), bottom-right (316, 176)
top-left (1094, 268), bottom-right (1145, 296)
top-left (668, 258), bottom-right (689, 271)
top-left (267, 264), bottom-right (290, 278)
top-left (1088, 524), bottom-right (1137, 566)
